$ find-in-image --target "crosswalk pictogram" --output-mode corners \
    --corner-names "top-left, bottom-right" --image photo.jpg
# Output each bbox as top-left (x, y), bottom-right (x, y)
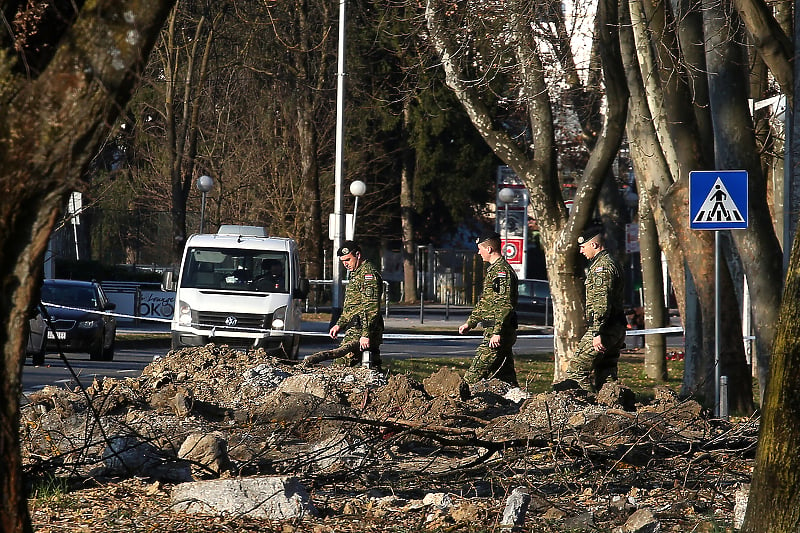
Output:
top-left (692, 178), bottom-right (744, 224)
top-left (689, 170), bottom-right (748, 230)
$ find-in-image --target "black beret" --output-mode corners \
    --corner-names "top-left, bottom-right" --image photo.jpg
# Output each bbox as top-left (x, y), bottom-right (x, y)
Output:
top-left (476, 230), bottom-right (501, 244)
top-left (577, 226), bottom-right (602, 245)
top-left (337, 240), bottom-right (361, 256)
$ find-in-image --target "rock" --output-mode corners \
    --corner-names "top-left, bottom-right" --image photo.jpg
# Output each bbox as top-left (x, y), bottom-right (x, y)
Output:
top-left (310, 432), bottom-right (368, 472)
top-left (149, 385), bottom-right (192, 417)
top-left (452, 501), bottom-right (481, 522)
top-left (423, 367), bottom-right (470, 400)
top-left (103, 435), bottom-right (191, 482)
top-left (500, 487), bottom-right (531, 529)
top-left (733, 484), bottom-right (749, 529)
top-left (622, 508), bottom-right (660, 533)
top-left (172, 476), bottom-right (316, 519)
top-left (563, 511), bottom-right (594, 531)
top-left (275, 373), bottom-right (332, 399)
top-left (504, 387), bottom-right (530, 403)
top-left (423, 492), bottom-right (453, 510)
top-left (243, 364), bottom-right (291, 388)
top-left (542, 507), bottom-right (566, 519)
top-left (596, 382), bottom-right (636, 411)
top-left (178, 432), bottom-right (231, 479)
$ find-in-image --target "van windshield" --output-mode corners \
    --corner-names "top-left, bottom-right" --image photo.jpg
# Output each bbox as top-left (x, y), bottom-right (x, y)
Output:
top-left (181, 247), bottom-right (289, 293)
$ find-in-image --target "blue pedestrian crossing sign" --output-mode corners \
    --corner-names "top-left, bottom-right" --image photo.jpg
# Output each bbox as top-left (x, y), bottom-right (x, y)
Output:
top-left (689, 170), bottom-right (748, 230)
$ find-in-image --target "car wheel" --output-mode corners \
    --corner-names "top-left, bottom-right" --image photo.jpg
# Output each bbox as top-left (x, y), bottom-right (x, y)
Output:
top-left (102, 338), bottom-right (115, 361)
top-left (31, 347), bottom-right (45, 366)
top-left (89, 335), bottom-right (104, 361)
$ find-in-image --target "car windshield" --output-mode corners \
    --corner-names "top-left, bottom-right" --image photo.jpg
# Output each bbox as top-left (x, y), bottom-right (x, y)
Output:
top-left (518, 280), bottom-right (550, 298)
top-left (181, 247), bottom-right (289, 293)
top-left (41, 285), bottom-right (98, 310)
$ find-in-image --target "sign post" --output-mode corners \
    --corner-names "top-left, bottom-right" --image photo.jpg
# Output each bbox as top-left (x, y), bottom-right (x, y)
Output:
top-left (689, 170), bottom-right (748, 417)
top-left (496, 166), bottom-right (529, 278)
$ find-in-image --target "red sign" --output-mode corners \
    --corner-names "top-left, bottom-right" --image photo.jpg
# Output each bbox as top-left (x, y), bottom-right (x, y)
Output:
top-left (501, 238), bottom-right (524, 264)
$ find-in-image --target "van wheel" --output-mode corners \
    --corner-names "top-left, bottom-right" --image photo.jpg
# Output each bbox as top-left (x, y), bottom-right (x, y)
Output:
top-left (283, 335), bottom-right (300, 359)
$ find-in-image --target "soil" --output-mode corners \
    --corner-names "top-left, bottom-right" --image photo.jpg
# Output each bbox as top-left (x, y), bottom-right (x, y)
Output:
top-left (20, 343), bottom-right (756, 532)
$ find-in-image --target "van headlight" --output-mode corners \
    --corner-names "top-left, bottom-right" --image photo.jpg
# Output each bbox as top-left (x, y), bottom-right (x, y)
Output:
top-left (271, 306), bottom-right (287, 330)
top-left (177, 301), bottom-right (192, 326)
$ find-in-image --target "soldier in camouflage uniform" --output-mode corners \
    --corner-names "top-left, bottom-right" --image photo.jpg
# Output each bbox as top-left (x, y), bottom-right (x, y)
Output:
top-left (565, 226), bottom-right (627, 391)
top-left (459, 231), bottom-right (519, 386)
top-left (329, 241), bottom-right (384, 369)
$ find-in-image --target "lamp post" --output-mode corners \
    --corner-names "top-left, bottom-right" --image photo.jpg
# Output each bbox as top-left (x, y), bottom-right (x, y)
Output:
top-left (498, 187), bottom-right (516, 257)
top-left (197, 175), bottom-right (214, 234)
top-left (349, 180), bottom-right (366, 238)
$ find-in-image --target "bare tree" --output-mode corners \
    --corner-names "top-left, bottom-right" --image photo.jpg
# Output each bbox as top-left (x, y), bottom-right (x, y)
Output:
top-left (0, 3), bottom-right (175, 530)
top-left (424, 0), bottom-right (629, 376)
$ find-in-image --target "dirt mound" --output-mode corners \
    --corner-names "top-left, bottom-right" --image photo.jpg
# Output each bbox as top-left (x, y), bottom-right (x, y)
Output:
top-left (21, 343), bottom-right (757, 532)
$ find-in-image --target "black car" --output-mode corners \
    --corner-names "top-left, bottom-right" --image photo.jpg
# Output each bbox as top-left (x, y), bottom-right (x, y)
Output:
top-left (516, 279), bottom-right (553, 325)
top-left (38, 279), bottom-right (117, 362)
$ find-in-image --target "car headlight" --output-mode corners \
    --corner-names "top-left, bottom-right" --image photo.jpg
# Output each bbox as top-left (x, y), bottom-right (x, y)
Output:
top-left (271, 306), bottom-right (287, 330)
top-left (78, 319), bottom-right (101, 329)
top-left (177, 301), bottom-right (192, 326)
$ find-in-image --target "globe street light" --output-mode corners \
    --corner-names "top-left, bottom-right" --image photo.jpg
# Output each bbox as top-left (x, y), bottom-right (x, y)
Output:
top-left (498, 187), bottom-right (516, 257)
top-left (197, 175), bottom-right (214, 234)
top-left (349, 180), bottom-right (367, 239)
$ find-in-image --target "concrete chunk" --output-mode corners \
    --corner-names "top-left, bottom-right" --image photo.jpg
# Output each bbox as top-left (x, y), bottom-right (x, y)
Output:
top-left (171, 476), bottom-right (316, 520)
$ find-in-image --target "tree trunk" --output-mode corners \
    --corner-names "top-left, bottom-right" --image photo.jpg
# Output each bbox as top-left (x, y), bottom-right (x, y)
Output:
top-left (638, 188), bottom-right (668, 380)
top-left (741, 227), bottom-right (800, 531)
top-left (297, 101), bottom-right (324, 280)
top-left (296, 0), bottom-right (324, 279)
top-left (163, 8), bottom-right (211, 259)
top-left (0, 4), bottom-right (175, 531)
top-left (732, 0), bottom-right (793, 105)
top-left (400, 99), bottom-right (418, 303)
top-left (619, 2), bottom-right (688, 324)
top-left (703, 0), bottom-right (782, 404)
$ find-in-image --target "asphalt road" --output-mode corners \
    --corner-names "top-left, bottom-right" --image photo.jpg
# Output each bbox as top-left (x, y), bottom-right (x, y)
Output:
top-left (20, 322), bottom-right (557, 396)
top-left (21, 308), bottom-right (682, 396)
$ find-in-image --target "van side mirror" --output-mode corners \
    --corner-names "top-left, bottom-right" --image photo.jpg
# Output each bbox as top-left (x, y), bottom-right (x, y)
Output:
top-left (162, 270), bottom-right (177, 292)
top-left (294, 278), bottom-right (310, 299)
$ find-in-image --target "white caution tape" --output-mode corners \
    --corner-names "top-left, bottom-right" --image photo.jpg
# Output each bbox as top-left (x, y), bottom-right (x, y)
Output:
top-left (41, 302), bottom-right (686, 341)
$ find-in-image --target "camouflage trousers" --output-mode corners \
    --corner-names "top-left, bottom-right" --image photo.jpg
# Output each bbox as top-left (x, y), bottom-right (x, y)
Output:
top-left (464, 331), bottom-right (518, 386)
top-left (565, 328), bottom-right (626, 392)
top-left (333, 332), bottom-right (383, 371)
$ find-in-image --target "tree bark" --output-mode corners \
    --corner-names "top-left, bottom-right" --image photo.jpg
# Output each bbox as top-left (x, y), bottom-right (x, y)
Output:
top-left (638, 187), bottom-right (668, 380)
top-left (741, 226), bottom-right (800, 532)
top-left (400, 100), bottom-right (418, 303)
top-left (703, 0), bottom-right (781, 405)
top-left (0, 3), bottom-right (175, 531)
top-left (732, 0), bottom-right (793, 105)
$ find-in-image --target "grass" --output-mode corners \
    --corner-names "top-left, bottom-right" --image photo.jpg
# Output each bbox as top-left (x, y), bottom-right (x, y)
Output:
top-left (385, 351), bottom-right (686, 402)
top-left (28, 475), bottom-right (73, 505)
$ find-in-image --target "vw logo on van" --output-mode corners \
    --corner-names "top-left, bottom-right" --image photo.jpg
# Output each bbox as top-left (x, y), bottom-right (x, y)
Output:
top-left (225, 316), bottom-right (238, 327)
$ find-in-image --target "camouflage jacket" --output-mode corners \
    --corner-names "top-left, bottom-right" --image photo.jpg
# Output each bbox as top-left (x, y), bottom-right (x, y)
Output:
top-left (467, 257), bottom-right (518, 336)
top-left (337, 260), bottom-right (384, 341)
top-left (585, 250), bottom-right (626, 337)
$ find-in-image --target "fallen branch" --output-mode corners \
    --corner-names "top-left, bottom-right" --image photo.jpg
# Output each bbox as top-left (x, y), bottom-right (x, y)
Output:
top-left (302, 341), bottom-right (359, 365)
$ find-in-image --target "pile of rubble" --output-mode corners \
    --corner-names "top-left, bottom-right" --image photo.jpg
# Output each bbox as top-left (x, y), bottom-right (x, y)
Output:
top-left (21, 343), bottom-right (758, 532)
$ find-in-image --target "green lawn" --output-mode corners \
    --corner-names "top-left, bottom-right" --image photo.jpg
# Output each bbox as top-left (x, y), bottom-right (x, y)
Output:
top-left (385, 351), bottom-right (686, 402)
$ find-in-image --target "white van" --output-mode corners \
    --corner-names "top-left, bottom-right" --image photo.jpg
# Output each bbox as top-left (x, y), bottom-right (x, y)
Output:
top-left (166, 225), bottom-right (308, 357)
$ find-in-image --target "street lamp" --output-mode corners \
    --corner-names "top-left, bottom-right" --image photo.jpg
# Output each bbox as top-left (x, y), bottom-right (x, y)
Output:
top-left (197, 175), bottom-right (214, 234)
top-left (349, 180), bottom-right (366, 239)
top-left (498, 187), bottom-right (516, 257)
